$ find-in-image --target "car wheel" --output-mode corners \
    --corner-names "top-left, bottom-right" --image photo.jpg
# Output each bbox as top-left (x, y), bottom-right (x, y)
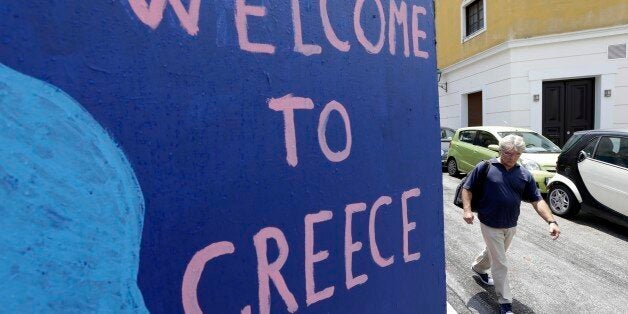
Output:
top-left (548, 183), bottom-right (581, 217)
top-left (447, 158), bottom-right (459, 177)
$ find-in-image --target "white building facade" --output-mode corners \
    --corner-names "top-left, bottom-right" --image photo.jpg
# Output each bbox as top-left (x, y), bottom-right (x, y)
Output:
top-left (439, 25), bottom-right (628, 141)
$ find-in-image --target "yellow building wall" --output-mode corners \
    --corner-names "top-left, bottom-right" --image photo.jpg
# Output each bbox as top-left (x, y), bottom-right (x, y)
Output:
top-left (436, 0), bottom-right (628, 69)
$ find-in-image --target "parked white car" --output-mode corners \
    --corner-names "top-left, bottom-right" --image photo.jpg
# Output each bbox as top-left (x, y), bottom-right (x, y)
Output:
top-left (547, 129), bottom-right (628, 228)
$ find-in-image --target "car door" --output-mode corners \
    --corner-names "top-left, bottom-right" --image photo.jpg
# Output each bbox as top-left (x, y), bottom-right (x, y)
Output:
top-left (473, 131), bottom-right (500, 165)
top-left (578, 136), bottom-right (628, 215)
top-left (452, 130), bottom-right (478, 172)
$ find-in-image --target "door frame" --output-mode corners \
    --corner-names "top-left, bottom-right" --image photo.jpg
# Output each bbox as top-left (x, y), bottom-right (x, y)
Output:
top-left (459, 87), bottom-right (485, 128)
top-left (541, 78), bottom-right (595, 146)
top-left (528, 64), bottom-right (616, 134)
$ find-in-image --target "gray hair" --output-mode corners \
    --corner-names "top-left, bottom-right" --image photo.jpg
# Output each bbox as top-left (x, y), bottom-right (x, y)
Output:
top-left (499, 134), bottom-right (525, 153)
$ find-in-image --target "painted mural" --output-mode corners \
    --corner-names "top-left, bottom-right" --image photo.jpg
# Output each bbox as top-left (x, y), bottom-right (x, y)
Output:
top-left (0, 0), bottom-right (444, 313)
top-left (0, 64), bottom-right (147, 312)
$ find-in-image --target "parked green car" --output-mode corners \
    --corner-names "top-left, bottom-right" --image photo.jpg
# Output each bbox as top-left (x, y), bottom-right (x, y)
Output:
top-left (446, 126), bottom-right (561, 193)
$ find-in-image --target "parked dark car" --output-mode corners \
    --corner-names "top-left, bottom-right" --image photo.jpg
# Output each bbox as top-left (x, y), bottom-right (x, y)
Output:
top-left (547, 129), bottom-right (628, 228)
top-left (440, 127), bottom-right (456, 167)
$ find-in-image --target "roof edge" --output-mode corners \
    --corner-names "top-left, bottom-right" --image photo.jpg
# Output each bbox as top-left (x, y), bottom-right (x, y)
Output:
top-left (440, 24), bottom-right (628, 74)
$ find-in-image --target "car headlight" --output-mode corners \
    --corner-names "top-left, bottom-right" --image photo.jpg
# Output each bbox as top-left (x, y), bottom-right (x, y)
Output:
top-left (520, 157), bottom-right (541, 171)
top-left (440, 149), bottom-right (446, 157)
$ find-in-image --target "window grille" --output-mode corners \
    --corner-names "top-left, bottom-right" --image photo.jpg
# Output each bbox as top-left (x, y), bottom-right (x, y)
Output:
top-left (465, 0), bottom-right (484, 37)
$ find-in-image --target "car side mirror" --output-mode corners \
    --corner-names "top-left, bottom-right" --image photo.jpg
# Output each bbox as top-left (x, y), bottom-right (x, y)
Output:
top-left (488, 144), bottom-right (499, 152)
top-left (577, 150), bottom-right (589, 163)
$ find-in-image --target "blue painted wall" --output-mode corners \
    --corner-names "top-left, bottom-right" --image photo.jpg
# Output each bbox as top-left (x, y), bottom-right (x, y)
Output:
top-left (0, 0), bottom-right (444, 313)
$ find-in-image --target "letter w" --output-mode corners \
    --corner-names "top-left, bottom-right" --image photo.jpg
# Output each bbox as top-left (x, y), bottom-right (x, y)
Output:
top-left (129, 0), bottom-right (201, 35)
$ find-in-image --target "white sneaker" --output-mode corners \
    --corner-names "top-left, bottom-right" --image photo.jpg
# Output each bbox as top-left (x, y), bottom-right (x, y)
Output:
top-left (471, 266), bottom-right (494, 286)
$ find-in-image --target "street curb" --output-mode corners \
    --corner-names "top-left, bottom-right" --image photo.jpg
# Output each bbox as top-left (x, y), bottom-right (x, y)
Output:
top-left (447, 302), bottom-right (458, 314)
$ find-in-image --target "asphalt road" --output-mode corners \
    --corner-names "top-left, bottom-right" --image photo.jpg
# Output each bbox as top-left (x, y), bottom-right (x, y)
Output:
top-left (442, 172), bottom-right (628, 314)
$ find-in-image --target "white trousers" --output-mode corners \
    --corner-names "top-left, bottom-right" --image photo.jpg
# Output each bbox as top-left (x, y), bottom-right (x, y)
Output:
top-left (472, 223), bottom-right (517, 304)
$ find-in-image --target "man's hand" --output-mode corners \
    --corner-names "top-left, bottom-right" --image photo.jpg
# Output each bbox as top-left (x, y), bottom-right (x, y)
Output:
top-left (549, 223), bottom-right (560, 240)
top-left (461, 189), bottom-right (474, 224)
top-left (463, 210), bottom-right (474, 224)
top-left (532, 199), bottom-right (561, 240)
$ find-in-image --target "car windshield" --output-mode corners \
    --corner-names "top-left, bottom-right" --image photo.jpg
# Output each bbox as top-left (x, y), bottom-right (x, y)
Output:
top-left (562, 134), bottom-right (583, 153)
top-left (497, 131), bottom-right (561, 153)
top-left (441, 128), bottom-right (455, 140)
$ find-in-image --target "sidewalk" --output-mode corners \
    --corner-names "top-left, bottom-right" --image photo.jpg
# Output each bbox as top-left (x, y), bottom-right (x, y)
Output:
top-left (447, 302), bottom-right (457, 314)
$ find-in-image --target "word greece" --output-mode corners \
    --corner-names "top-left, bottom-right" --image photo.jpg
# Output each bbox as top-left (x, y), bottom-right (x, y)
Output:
top-left (182, 187), bottom-right (422, 314)
top-left (130, 0), bottom-right (430, 58)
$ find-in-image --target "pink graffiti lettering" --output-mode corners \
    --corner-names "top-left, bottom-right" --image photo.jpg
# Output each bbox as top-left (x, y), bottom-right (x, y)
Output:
top-left (369, 196), bottom-right (395, 267)
top-left (181, 241), bottom-right (235, 314)
top-left (402, 188), bottom-right (421, 262)
top-left (354, 0), bottom-right (386, 54)
top-left (270, 96), bottom-right (351, 166)
top-left (318, 100), bottom-right (352, 163)
top-left (304, 211), bottom-right (335, 306)
top-left (254, 227), bottom-right (299, 314)
top-left (292, 0), bottom-right (322, 56)
top-left (128, 0), bottom-right (200, 35)
top-left (320, 0), bottom-right (350, 52)
top-left (412, 5), bottom-right (429, 59)
top-left (127, 0), bottom-right (430, 60)
top-left (344, 202), bottom-right (368, 289)
top-left (388, 0), bottom-right (410, 57)
top-left (182, 187), bottom-right (423, 311)
top-left (268, 94), bottom-right (315, 167)
top-left (235, 0), bottom-right (276, 54)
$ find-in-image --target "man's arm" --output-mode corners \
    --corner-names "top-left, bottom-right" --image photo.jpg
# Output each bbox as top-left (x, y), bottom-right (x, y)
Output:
top-left (461, 163), bottom-right (484, 225)
top-left (461, 188), bottom-right (474, 224)
top-left (531, 199), bottom-right (561, 240)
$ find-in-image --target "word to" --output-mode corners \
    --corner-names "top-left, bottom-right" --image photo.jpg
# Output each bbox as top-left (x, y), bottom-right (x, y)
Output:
top-left (269, 94), bottom-right (352, 167)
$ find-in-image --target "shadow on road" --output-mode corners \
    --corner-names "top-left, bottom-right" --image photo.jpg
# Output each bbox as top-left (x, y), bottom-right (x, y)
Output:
top-left (442, 169), bottom-right (464, 179)
top-left (567, 211), bottom-right (628, 241)
top-left (467, 278), bottom-right (536, 314)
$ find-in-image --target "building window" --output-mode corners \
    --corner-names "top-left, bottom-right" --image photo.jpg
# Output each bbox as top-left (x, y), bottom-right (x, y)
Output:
top-left (461, 0), bottom-right (486, 41)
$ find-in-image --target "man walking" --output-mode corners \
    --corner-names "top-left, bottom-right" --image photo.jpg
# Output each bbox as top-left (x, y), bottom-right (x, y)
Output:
top-left (461, 134), bottom-right (560, 314)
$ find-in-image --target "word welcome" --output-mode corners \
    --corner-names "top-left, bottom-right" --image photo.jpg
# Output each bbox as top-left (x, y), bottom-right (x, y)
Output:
top-left (182, 187), bottom-right (422, 314)
top-left (129, 0), bottom-right (429, 58)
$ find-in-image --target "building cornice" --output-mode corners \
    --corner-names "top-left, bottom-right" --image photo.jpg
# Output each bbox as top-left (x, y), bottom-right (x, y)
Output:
top-left (440, 24), bottom-right (628, 74)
